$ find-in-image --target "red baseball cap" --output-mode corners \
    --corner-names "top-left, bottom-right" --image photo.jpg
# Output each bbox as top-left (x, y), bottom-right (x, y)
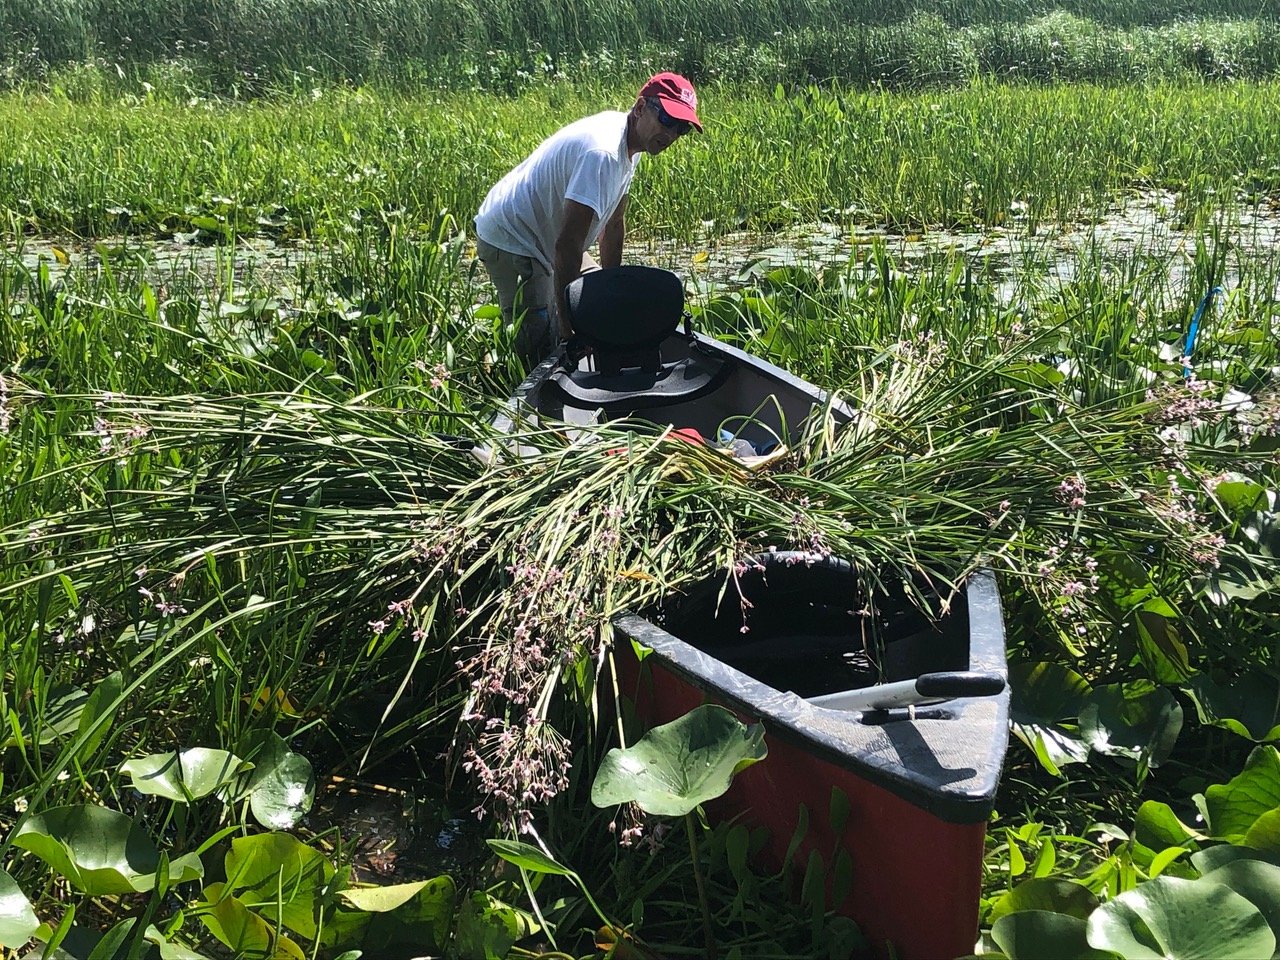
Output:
top-left (638, 72), bottom-right (702, 132)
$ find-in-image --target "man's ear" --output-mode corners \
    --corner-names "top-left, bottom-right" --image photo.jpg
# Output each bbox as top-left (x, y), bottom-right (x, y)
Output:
top-left (629, 97), bottom-right (646, 118)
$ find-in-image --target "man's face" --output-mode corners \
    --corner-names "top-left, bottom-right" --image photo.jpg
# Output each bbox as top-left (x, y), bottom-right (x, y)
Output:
top-left (633, 97), bottom-right (691, 155)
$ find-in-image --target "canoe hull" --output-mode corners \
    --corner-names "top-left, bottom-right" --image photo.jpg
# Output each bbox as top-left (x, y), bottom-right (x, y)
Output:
top-left (625, 648), bottom-right (987, 960)
top-left (613, 559), bottom-right (1009, 960)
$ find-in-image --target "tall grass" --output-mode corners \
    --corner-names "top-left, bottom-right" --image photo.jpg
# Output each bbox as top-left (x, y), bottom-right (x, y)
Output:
top-left (4, 3), bottom-right (1280, 93)
top-left (1, 81), bottom-right (1278, 241)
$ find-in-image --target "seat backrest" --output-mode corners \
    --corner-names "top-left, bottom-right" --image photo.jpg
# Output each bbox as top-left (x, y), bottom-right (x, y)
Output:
top-left (565, 265), bottom-right (684, 352)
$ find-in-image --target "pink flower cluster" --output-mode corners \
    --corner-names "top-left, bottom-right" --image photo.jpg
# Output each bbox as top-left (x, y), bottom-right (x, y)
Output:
top-left (135, 566), bottom-right (189, 618)
top-left (0, 374), bottom-right (11, 434)
top-left (1055, 475), bottom-right (1087, 511)
top-left (1145, 378), bottom-right (1218, 433)
top-left (460, 718), bottom-right (571, 834)
top-left (452, 543), bottom-right (597, 831)
top-left (90, 395), bottom-right (152, 461)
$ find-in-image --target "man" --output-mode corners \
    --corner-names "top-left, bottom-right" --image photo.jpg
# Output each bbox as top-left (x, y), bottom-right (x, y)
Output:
top-left (474, 72), bottom-right (702, 367)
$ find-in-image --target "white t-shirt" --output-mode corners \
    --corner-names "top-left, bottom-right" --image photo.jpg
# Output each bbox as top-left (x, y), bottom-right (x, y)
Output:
top-left (475, 111), bottom-right (639, 273)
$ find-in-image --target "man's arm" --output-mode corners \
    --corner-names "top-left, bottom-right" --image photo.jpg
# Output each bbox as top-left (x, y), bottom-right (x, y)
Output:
top-left (554, 199), bottom-right (595, 339)
top-left (598, 194), bottom-right (628, 269)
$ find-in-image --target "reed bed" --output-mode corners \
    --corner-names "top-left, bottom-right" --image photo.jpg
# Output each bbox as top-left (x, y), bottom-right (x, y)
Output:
top-left (5, 1), bottom-right (1280, 93)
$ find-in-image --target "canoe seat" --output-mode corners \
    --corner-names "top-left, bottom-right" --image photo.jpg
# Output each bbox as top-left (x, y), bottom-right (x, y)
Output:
top-left (549, 265), bottom-right (732, 412)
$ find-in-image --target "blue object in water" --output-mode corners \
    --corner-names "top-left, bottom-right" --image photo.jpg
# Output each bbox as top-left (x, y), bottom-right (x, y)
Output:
top-left (1183, 286), bottom-right (1223, 378)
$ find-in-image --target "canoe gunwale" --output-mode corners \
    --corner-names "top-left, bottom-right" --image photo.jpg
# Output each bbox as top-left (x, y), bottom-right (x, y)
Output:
top-left (612, 565), bottom-right (1010, 825)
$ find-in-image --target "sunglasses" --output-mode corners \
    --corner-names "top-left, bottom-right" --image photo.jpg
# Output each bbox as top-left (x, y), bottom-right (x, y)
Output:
top-left (647, 97), bottom-right (692, 135)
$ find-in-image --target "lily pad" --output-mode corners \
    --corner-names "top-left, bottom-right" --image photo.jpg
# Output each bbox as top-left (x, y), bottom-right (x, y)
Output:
top-left (591, 704), bottom-right (767, 817)
top-left (248, 751), bottom-right (315, 831)
top-left (1187, 673), bottom-right (1280, 742)
top-left (200, 883), bottom-right (305, 960)
top-left (1203, 746), bottom-right (1280, 845)
top-left (1085, 875), bottom-right (1274, 959)
top-left (987, 878), bottom-right (1099, 923)
top-left (11, 805), bottom-right (203, 895)
top-left (340, 876), bottom-right (455, 953)
top-left (1191, 845), bottom-right (1280, 875)
top-left (1201, 859), bottom-right (1280, 950)
top-left (223, 833), bottom-right (333, 941)
top-left (0, 868), bottom-right (39, 948)
top-left (1079, 682), bottom-right (1182, 768)
top-left (992, 910), bottom-right (1113, 960)
top-left (120, 748), bottom-right (249, 803)
top-left (1010, 661), bottom-right (1092, 774)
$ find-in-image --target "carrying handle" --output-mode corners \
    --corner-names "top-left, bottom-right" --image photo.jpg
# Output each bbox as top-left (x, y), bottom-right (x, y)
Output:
top-left (806, 670), bottom-right (1006, 712)
top-left (915, 671), bottom-right (1007, 699)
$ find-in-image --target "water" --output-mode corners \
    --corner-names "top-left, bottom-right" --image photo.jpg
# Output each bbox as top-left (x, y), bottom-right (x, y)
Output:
top-left (10, 189), bottom-right (1280, 308)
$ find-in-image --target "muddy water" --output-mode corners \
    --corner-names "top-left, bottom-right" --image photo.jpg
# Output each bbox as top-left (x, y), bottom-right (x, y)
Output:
top-left (10, 191), bottom-right (1280, 302)
top-left (641, 190), bottom-right (1280, 301)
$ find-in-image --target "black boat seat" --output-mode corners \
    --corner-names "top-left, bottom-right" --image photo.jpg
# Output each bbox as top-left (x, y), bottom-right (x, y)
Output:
top-left (549, 265), bottom-right (732, 412)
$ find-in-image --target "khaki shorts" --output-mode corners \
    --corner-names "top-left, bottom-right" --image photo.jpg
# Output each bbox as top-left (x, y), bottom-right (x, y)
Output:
top-left (475, 238), bottom-right (597, 367)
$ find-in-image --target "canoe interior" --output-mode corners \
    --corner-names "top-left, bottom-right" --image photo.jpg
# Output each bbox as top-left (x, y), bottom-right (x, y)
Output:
top-left (664, 557), bottom-right (971, 699)
top-left (511, 332), bottom-right (848, 448)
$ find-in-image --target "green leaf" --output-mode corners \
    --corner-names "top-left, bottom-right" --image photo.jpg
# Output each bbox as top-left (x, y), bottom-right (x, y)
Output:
top-left (338, 877), bottom-right (443, 914)
top-left (1094, 551), bottom-right (1154, 608)
top-left (11, 805), bottom-right (203, 895)
top-left (35, 684), bottom-right (89, 746)
top-left (223, 833), bottom-right (333, 941)
top-left (486, 840), bottom-right (575, 877)
top-left (88, 918), bottom-right (147, 960)
top-left (120, 748), bottom-right (248, 802)
top-left (988, 878), bottom-right (1099, 923)
top-left (999, 360), bottom-right (1066, 390)
top-left (1148, 846), bottom-right (1188, 877)
top-left (342, 876), bottom-right (455, 953)
top-left (1191, 846), bottom-right (1280, 875)
top-left (453, 892), bottom-right (535, 960)
top-left (590, 704), bottom-right (767, 817)
top-left (1213, 478), bottom-right (1270, 516)
top-left (1201, 859), bottom-right (1280, 949)
top-left (1011, 721), bottom-right (1090, 776)
top-left (75, 670), bottom-right (123, 762)
top-left (199, 883), bottom-right (305, 960)
top-left (1187, 674), bottom-right (1280, 742)
top-left (248, 751), bottom-right (315, 830)
top-left (992, 910), bottom-right (1114, 960)
top-left (1243, 511), bottom-right (1280, 557)
top-left (1009, 662), bottom-right (1093, 773)
top-left (1085, 876), bottom-right (1274, 959)
top-left (1134, 609), bottom-right (1192, 683)
top-left (1203, 746), bottom-right (1280, 843)
top-left (0, 867), bottom-right (40, 948)
top-left (1134, 800), bottom-right (1202, 850)
top-left (1079, 682), bottom-right (1183, 767)
top-left (1245, 807), bottom-right (1280, 854)
top-left (820, 916), bottom-right (866, 958)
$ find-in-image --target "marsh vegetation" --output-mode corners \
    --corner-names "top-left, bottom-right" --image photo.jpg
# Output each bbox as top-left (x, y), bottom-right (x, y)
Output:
top-left (2, 6), bottom-right (1280, 959)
